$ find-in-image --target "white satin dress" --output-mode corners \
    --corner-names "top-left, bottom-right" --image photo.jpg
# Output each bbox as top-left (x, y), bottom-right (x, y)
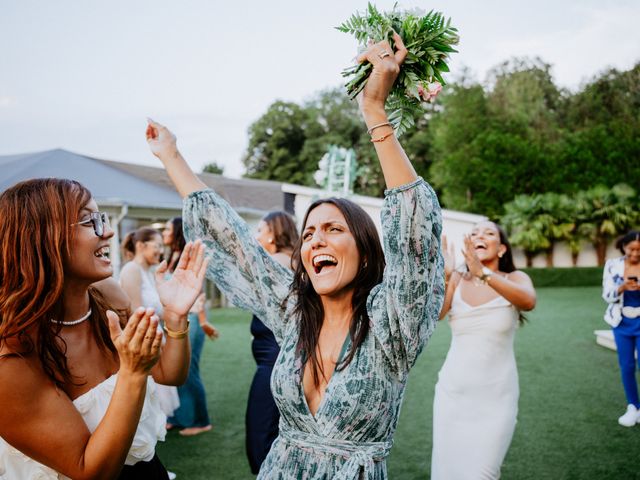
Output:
top-left (431, 284), bottom-right (520, 480)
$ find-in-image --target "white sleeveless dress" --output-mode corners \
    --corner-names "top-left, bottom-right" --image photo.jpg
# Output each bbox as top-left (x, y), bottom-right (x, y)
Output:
top-left (431, 285), bottom-right (520, 480)
top-left (0, 375), bottom-right (166, 479)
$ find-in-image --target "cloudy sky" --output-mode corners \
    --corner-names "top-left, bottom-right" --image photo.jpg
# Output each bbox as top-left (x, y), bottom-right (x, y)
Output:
top-left (1, 0), bottom-right (638, 178)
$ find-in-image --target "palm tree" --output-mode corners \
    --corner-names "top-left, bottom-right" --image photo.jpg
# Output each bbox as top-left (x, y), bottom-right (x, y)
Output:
top-left (576, 184), bottom-right (639, 265)
top-left (502, 194), bottom-right (550, 267)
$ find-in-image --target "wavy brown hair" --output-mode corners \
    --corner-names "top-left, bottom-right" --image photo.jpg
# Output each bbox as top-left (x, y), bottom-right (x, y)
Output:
top-left (291, 198), bottom-right (384, 388)
top-left (262, 211), bottom-right (299, 256)
top-left (0, 178), bottom-right (121, 388)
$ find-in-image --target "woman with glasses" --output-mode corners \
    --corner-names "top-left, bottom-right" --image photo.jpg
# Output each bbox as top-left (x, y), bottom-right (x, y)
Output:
top-left (120, 227), bottom-right (181, 421)
top-left (0, 178), bottom-right (207, 479)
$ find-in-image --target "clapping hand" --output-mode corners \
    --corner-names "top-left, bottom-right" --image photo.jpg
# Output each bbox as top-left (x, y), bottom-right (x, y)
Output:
top-left (442, 235), bottom-right (456, 281)
top-left (462, 235), bottom-right (483, 279)
top-left (155, 240), bottom-right (209, 317)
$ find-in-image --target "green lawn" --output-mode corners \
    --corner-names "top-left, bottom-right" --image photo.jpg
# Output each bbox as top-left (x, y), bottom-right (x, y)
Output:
top-left (156, 287), bottom-right (640, 479)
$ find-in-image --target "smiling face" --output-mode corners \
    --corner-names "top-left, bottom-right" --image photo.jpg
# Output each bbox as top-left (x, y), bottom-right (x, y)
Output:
top-left (470, 221), bottom-right (506, 263)
top-left (137, 233), bottom-right (163, 265)
top-left (623, 240), bottom-right (640, 265)
top-left (300, 203), bottom-right (360, 297)
top-left (65, 199), bottom-right (114, 284)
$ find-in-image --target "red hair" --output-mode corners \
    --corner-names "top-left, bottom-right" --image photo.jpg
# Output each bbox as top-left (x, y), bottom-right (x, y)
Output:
top-left (0, 178), bottom-right (119, 387)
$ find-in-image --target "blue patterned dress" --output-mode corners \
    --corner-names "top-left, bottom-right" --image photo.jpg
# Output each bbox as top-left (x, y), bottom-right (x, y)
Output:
top-left (183, 177), bottom-right (444, 479)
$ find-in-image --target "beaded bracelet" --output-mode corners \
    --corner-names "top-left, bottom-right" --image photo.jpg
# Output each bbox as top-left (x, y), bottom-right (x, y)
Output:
top-left (163, 321), bottom-right (190, 339)
top-left (367, 121), bottom-right (393, 135)
top-left (371, 131), bottom-right (395, 143)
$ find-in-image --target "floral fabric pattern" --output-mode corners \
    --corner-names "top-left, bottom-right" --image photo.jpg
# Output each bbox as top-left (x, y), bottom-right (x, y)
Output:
top-left (183, 177), bottom-right (444, 479)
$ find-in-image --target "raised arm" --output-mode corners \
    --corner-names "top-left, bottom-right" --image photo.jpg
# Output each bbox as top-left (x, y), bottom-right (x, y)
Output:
top-left (146, 119), bottom-right (208, 198)
top-left (145, 125), bottom-right (293, 342)
top-left (152, 241), bottom-right (209, 385)
top-left (356, 32), bottom-right (417, 189)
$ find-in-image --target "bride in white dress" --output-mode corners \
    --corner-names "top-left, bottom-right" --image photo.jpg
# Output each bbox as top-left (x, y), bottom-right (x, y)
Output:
top-left (432, 221), bottom-right (536, 480)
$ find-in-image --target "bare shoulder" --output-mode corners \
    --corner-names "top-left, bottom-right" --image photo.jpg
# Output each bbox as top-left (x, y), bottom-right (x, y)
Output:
top-left (508, 270), bottom-right (533, 285)
top-left (92, 276), bottom-right (131, 311)
top-left (119, 261), bottom-right (141, 279)
top-left (0, 354), bottom-right (92, 474)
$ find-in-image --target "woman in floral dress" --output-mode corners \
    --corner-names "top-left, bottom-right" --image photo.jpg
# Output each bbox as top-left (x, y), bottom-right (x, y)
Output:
top-left (146, 33), bottom-right (444, 479)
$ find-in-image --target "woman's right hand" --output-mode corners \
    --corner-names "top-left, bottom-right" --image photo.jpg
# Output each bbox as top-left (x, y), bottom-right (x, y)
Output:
top-left (107, 307), bottom-right (163, 376)
top-left (442, 235), bottom-right (456, 281)
top-left (619, 277), bottom-right (640, 294)
top-left (146, 118), bottom-right (178, 160)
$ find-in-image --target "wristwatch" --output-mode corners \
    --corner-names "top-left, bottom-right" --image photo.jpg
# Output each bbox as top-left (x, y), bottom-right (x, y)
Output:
top-left (479, 267), bottom-right (494, 283)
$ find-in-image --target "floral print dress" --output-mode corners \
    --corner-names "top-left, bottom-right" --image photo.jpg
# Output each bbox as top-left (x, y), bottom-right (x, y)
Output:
top-left (183, 178), bottom-right (444, 479)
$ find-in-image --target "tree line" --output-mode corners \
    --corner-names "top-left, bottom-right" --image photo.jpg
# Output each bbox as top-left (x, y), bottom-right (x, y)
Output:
top-left (241, 57), bottom-right (640, 263)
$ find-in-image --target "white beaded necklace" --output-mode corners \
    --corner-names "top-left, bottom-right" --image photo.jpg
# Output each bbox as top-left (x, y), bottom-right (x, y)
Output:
top-left (50, 309), bottom-right (92, 326)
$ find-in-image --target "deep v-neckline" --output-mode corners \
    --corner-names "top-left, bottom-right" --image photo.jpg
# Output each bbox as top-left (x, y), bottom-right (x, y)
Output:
top-left (299, 333), bottom-right (352, 421)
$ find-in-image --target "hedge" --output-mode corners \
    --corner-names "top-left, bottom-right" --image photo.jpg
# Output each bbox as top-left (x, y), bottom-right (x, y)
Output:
top-left (521, 267), bottom-right (603, 288)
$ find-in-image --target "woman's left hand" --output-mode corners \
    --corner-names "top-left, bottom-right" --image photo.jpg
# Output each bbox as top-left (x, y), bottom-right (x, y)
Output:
top-left (156, 240), bottom-right (209, 316)
top-left (356, 31), bottom-right (408, 112)
top-left (200, 321), bottom-right (220, 340)
top-left (462, 235), bottom-right (484, 278)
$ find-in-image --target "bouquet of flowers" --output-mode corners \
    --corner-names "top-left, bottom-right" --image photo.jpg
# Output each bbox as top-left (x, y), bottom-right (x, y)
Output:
top-left (338, 3), bottom-right (459, 136)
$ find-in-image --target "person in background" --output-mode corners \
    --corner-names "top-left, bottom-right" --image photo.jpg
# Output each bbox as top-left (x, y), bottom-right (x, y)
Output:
top-left (432, 223), bottom-right (536, 479)
top-left (247, 211), bottom-right (298, 473)
top-left (120, 227), bottom-right (181, 421)
top-left (0, 178), bottom-right (207, 479)
top-left (163, 217), bottom-right (217, 437)
top-left (602, 230), bottom-right (640, 426)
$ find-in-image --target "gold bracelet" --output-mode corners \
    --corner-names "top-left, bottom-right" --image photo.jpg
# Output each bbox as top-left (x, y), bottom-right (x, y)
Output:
top-left (163, 321), bottom-right (190, 339)
top-left (367, 121), bottom-right (392, 135)
top-left (371, 131), bottom-right (395, 143)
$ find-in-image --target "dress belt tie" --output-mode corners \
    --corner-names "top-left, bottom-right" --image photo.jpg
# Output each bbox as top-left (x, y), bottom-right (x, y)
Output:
top-left (280, 428), bottom-right (393, 479)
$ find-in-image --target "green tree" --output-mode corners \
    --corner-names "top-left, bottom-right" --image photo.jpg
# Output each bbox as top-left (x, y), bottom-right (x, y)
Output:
top-left (576, 184), bottom-right (640, 265)
top-left (242, 101), bottom-right (319, 185)
top-left (202, 161), bottom-right (224, 175)
top-left (430, 58), bottom-right (564, 217)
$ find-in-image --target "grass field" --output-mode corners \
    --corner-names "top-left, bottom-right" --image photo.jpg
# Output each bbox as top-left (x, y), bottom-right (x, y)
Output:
top-left (156, 287), bottom-right (640, 479)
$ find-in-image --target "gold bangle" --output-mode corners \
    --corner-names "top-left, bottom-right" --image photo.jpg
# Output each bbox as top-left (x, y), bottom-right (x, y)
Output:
top-left (163, 321), bottom-right (190, 339)
top-left (367, 121), bottom-right (392, 135)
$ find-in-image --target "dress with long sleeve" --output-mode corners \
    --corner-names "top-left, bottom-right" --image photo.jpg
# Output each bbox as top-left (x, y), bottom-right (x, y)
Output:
top-left (183, 178), bottom-right (444, 479)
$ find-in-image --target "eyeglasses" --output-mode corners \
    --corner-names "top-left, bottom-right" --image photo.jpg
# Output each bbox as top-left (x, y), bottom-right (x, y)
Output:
top-left (71, 212), bottom-right (110, 237)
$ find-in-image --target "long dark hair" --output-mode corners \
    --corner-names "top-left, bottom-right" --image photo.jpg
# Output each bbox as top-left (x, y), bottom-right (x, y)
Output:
top-left (492, 222), bottom-right (526, 323)
top-left (290, 198), bottom-right (384, 387)
top-left (262, 211), bottom-right (298, 255)
top-left (167, 217), bottom-right (186, 273)
top-left (616, 230), bottom-right (640, 255)
top-left (0, 178), bottom-right (124, 388)
top-left (494, 223), bottom-right (517, 273)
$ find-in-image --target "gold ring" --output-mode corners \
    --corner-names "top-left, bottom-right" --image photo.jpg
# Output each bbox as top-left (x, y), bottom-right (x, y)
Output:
top-left (378, 51), bottom-right (391, 59)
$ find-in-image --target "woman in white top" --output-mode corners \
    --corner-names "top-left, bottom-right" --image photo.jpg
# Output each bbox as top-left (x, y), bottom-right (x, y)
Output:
top-left (0, 178), bottom-right (207, 480)
top-left (120, 228), bottom-right (181, 419)
top-left (432, 221), bottom-right (536, 480)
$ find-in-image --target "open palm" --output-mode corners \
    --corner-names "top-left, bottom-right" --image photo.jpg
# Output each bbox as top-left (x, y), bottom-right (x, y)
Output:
top-left (156, 240), bottom-right (209, 316)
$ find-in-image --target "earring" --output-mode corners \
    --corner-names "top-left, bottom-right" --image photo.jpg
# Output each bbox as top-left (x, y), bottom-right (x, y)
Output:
top-left (498, 252), bottom-right (504, 258)
top-left (268, 238), bottom-right (274, 244)
top-left (362, 260), bottom-right (368, 268)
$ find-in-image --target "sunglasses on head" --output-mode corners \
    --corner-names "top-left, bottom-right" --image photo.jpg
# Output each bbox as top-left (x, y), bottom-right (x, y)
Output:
top-left (71, 212), bottom-right (110, 237)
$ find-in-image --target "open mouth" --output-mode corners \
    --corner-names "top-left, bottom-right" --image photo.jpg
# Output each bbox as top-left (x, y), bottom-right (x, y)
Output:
top-left (312, 254), bottom-right (338, 274)
top-left (474, 242), bottom-right (487, 251)
top-left (94, 246), bottom-right (110, 259)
